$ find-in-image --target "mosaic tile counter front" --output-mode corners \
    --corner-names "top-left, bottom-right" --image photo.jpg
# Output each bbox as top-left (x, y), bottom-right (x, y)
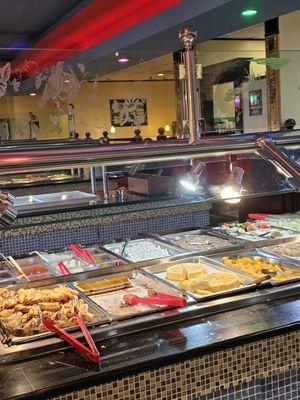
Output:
top-left (49, 330), bottom-right (299, 400)
top-left (0, 201), bottom-right (211, 256)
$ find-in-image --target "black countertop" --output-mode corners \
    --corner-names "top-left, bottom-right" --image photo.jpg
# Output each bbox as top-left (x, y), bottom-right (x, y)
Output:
top-left (1, 295), bottom-right (300, 400)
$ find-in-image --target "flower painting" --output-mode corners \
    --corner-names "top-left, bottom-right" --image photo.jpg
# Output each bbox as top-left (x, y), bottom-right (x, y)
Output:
top-left (110, 98), bottom-right (148, 127)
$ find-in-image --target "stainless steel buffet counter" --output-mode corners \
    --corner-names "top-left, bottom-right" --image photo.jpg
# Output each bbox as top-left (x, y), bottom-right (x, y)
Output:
top-left (0, 231), bottom-right (299, 365)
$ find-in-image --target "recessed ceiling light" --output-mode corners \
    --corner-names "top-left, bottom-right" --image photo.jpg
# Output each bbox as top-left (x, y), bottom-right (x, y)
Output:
top-left (29, 92), bottom-right (37, 96)
top-left (158, 73), bottom-right (164, 77)
top-left (64, 79), bottom-right (70, 83)
top-left (118, 57), bottom-right (130, 63)
top-left (241, 9), bottom-right (257, 17)
top-left (115, 51), bottom-right (119, 57)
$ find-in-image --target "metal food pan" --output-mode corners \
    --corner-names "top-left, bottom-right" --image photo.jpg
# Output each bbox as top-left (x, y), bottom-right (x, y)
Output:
top-left (38, 250), bottom-right (97, 275)
top-left (141, 256), bottom-right (259, 302)
top-left (157, 229), bottom-right (243, 253)
top-left (0, 253), bottom-right (23, 276)
top-left (209, 226), bottom-right (295, 242)
top-left (103, 238), bottom-right (185, 263)
top-left (210, 249), bottom-right (300, 286)
top-left (73, 270), bottom-right (193, 321)
top-left (257, 240), bottom-right (300, 264)
top-left (0, 284), bottom-right (109, 344)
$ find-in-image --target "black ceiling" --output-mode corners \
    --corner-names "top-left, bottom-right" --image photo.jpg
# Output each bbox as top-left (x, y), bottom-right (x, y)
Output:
top-left (0, 0), bottom-right (83, 48)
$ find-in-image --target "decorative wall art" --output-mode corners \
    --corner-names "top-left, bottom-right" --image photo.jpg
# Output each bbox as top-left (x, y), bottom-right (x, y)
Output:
top-left (249, 89), bottom-right (263, 116)
top-left (110, 98), bottom-right (148, 127)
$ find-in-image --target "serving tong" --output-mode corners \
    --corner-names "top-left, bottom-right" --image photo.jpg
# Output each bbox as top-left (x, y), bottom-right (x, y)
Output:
top-left (70, 244), bottom-right (121, 267)
top-left (70, 244), bottom-right (96, 263)
top-left (122, 288), bottom-right (187, 308)
top-left (58, 261), bottom-right (71, 275)
top-left (43, 310), bottom-right (100, 363)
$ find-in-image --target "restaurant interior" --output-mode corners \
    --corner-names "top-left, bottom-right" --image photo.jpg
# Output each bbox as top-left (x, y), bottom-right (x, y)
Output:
top-left (0, 1), bottom-right (300, 400)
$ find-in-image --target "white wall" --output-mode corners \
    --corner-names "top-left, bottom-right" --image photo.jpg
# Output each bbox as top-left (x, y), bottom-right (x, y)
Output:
top-left (280, 10), bottom-right (300, 128)
top-left (197, 39), bottom-right (266, 76)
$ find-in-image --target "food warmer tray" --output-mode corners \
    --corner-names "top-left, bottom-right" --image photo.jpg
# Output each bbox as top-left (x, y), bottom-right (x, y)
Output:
top-left (73, 269), bottom-right (195, 321)
top-left (0, 254), bottom-right (26, 286)
top-left (14, 191), bottom-right (99, 213)
top-left (208, 225), bottom-right (296, 243)
top-left (154, 229), bottom-right (245, 254)
top-left (102, 238), bottom-right (185, 264)
top-left (141, 255), bottom-right (261, 301)
top-left (210, 249), bottom-right (300, 286)
top-left (256, 237), bottom-right (300, 264)
top-left (0, 284), bottom-right (110, 345)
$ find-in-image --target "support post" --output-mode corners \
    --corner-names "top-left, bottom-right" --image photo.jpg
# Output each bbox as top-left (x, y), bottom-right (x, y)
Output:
top-left (101, 166), bottom-right (109, 202)
top-left (179, 26), bottom-right (201, 144)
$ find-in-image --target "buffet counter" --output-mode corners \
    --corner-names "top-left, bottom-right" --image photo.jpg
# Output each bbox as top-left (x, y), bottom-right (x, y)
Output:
top-left (0, 227), bottom-right (299, 399)
top-left (0, 133), bottom-right (299, 399)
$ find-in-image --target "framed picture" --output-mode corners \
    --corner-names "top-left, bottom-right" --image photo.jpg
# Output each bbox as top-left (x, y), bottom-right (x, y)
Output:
top-left (110, 98), bottom-right (148, 127)
top-left (248, 89), bottom-right (263, 116)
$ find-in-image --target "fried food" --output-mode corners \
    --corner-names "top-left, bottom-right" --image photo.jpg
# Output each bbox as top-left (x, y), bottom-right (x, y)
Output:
top-left (221, 256), bottom-right (300, 280)
top-left (0, 285), bottom-right (97, 336)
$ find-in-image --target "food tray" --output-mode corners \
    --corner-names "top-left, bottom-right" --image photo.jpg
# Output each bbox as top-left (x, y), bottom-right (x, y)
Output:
top-left (141, 256), bottom-right (259, 301)
top-left (210, 250), bottom-right (300, 286)
top-left (73, 270), bottom-right (193, 320)
top-left (0, 254), bottom-right (27, 286)
top-left (258, 241), bottom-right (300, 263)
top-left (9, 255), bottom-right (56, 282)
top-left (84, 246), bottom-right (127, 268)
top-left (0, 284), bottom-right (109, 344)
top-left (103, 238), bottom-right (184, 263)
top-left (38, 251), bottom-right (97, 274)
top-left (158, 230), bottom-right (242, 253)
top-left (210, 224), bottom-right (295, 242)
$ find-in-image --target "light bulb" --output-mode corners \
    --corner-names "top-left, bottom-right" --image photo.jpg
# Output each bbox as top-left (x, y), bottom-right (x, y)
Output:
top-left (220, 186), bottom-right (241, 204)
top-left (165, 124), bottom-right (170, 132)
top-left (179, 178), bottom-right (197, 192)
top-left (110, 125), bottom-right (116, 134)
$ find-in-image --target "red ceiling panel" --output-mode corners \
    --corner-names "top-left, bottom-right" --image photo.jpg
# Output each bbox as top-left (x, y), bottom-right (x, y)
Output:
top-left (13, 0), bottom-right (182, 75)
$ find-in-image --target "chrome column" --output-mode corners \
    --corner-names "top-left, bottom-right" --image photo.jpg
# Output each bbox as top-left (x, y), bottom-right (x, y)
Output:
top-left (101, 166), bottom-right (109, 202)
top-left (179, 26), bottom-right (201, 144)
top-left (89, 167), bottom-right (96, 195)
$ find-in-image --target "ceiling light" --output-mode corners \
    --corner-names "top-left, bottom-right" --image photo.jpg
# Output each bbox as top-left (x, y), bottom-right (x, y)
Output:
top-left (115, 51), bottom-right (119, 57)
top-left (29, 92), bottom-right (37, 96)
top-left (118, 57), bottom-right (130, 63)
top-left (241, 9), bottom-right (257, 17)
top-left (64, 79), bottom-right (70, 83)
top-left (158, 73), bottom-right (164, 77)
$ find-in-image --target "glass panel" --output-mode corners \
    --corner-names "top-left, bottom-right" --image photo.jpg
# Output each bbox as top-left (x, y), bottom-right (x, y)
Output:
top-left (0, 40), bottom-right (299, 227)
top-left (281, 145), bottom-right (300, 166)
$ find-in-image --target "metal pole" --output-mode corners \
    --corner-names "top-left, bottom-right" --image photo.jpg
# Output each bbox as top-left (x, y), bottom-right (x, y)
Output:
top-left (101, 166), bottom-right (109, 202)
top-left (257, 138), bottom-right (300, 180)
top-left (179, 26), bottom-right (201, 144)
top-left (68, 103), bottom-right (75, 139)
top-left (89, 167), bottom-right (96, 195)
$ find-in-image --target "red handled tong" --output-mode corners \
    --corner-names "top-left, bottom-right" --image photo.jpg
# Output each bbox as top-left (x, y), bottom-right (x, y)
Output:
top-left (58, 261), bottom-right (71, 275)
top-left (70, 244), bottom-right (120, 267)
top-left (248, 213), bottom-right (269, 220)
top-left (70, 244), bottom-right (96, 263)
top-left (123, 289), bottom-right (187, 307)
top-left (43, 311), bottom-right (100, 363)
